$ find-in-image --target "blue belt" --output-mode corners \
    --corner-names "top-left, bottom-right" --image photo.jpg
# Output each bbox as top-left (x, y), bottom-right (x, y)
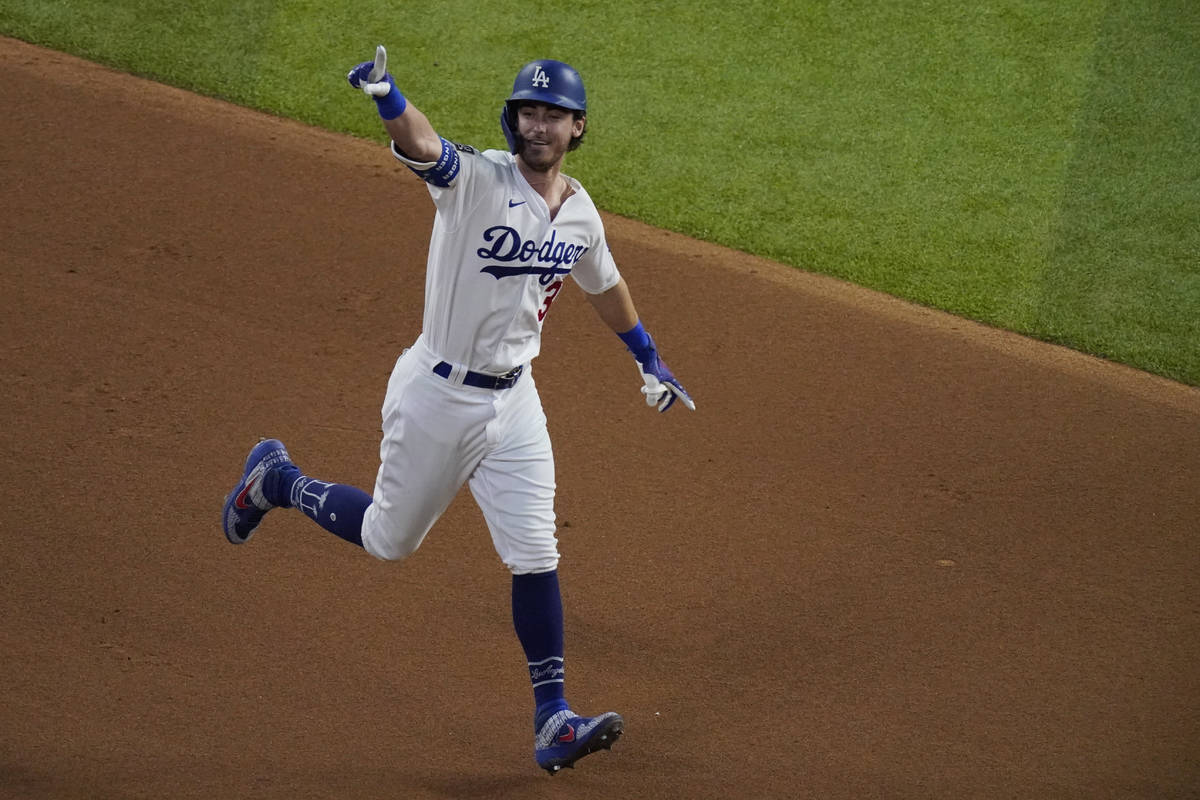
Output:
top-left (432, 361), bottom-right (523, 390)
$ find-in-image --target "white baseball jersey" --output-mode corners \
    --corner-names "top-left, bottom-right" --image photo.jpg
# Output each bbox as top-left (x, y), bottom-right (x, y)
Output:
top-left (358, 137), bottom-right (617, 572)
top-left (391, 139), bottom-right (621, 375)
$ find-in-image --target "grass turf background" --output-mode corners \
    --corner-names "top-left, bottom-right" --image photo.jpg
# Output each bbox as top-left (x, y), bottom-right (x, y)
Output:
top-left (3, 1), bottom-right (1197, 385)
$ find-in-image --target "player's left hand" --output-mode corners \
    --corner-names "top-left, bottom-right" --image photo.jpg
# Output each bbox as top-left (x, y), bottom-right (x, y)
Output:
top-left (347, 45), bottom-right (393, 97)
top-left (634, 346), bottom-right (695, 413)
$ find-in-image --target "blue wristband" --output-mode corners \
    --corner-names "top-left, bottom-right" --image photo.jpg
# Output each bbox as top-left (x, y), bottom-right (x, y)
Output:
top-left (617, 321), bottom-right (653, 362)
top-left (375, 84), bottom-right (407, 120)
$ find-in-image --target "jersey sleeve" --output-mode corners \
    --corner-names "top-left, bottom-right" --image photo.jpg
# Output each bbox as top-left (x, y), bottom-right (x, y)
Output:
top-left (570, 236), bottom-right (621, 295)
top-left (568, 189), bottom-right (622, 294)
top-left (391, 139), bottom-right (488, 227)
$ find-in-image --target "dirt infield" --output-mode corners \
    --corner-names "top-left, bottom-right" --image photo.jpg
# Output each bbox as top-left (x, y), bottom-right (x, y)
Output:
top-left (2, 37), bottom-right (1198, 799)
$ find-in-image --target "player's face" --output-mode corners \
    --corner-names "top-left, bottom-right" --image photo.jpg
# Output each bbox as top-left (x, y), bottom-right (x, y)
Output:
top-left (516, 103), bottom-right (584, 171)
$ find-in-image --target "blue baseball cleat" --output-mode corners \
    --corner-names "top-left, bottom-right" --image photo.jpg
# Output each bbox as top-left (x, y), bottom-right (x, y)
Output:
top-left (534, 709), bottom-right (623, 774)
top-left (222, 438), bottom-right (293, 544)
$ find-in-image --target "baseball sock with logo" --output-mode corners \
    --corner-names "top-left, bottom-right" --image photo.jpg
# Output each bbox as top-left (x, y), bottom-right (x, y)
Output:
top-left (512, 569), bottom-right (568, 729)
top-left (262, 464), bottom-right (368, 548)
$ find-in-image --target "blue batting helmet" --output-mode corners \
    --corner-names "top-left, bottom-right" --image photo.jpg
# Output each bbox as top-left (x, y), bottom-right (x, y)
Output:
top-left (501, 60), bottom-right (587, 153)
top-left (508, 60), bottom-right (586, 112)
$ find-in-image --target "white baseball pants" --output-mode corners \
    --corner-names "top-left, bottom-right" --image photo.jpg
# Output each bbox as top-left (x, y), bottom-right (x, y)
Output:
top-left (360, 336), bottom-right (560, 574)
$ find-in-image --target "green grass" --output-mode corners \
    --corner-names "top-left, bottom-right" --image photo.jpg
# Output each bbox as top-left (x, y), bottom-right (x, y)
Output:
top-left (1033, 2), bottom-right (1200, 381)
top-left (3, 1), bottom-right (1197, 385)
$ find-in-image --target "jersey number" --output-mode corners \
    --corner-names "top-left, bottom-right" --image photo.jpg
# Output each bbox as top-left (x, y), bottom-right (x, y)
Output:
top-left (538, 280), bottom-right (564, 322)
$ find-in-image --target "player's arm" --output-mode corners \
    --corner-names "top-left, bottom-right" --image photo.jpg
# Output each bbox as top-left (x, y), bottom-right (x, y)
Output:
top-left (585, 276), bottom-right (639, 334)
top-left (382, 104), bottom-right (441, 164)
top-left (586, 279), bottom-right (695, 413)
top-left (347, 46), bottom-right (441, 163)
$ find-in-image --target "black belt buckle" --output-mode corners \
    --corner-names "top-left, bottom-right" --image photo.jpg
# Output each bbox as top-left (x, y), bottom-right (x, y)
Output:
top-left (492, 365), bottom-right (523, 389)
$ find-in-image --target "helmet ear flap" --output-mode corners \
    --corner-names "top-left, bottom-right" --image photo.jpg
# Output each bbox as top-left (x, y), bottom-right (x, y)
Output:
top-left (500, 102), bottom-right (520, 154)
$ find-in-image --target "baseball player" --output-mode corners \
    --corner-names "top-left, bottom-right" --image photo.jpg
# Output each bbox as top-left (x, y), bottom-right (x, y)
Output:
top-left (221, 45), bottom-right (693, 774)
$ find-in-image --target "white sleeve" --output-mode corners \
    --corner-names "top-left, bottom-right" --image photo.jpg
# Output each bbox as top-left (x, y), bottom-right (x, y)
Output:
top-left (571, 238), bottom-right (621, 295)
top-left (390, 139), bottom-right (486, 227)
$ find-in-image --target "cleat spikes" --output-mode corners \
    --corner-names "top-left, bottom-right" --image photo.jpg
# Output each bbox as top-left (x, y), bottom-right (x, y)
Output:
top-left (534, 710), bottom-right (623, 774)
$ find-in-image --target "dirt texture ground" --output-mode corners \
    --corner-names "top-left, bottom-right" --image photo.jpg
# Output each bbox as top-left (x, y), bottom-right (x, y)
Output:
top-left (2, 37), bottom-right (1199, 799)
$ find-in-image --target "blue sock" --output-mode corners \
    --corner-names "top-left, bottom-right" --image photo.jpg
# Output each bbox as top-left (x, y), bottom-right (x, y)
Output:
top-left (263, 464), bottom-right (368, 548)
top-left (261, 464), bottom-right (300, 508)
top-left (512, 569), bottom-right (568, 729)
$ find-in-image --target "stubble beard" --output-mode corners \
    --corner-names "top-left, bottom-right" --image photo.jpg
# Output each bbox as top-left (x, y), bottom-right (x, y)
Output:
top-left (516, 138), bottom-right (563, 173)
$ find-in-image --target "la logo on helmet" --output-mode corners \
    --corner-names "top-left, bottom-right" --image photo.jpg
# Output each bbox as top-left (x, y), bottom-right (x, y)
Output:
top-left (531, 65), bottom-right (550, 88)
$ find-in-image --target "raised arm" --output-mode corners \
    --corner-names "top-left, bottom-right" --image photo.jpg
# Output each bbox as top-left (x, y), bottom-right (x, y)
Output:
top-left (347, 45), bottom-right (442, 163)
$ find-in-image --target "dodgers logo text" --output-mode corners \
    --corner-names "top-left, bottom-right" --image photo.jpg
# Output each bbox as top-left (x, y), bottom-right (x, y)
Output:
top-left (476, 225), bottom-right (588, 282)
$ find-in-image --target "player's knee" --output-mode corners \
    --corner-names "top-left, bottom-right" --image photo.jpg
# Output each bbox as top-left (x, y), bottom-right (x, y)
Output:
top-left (361, 515), bottom-right (426, 562)
top-left (364, 527), bottom-right (424, 561)
top-left (359, 496), bottom-right (442, 561)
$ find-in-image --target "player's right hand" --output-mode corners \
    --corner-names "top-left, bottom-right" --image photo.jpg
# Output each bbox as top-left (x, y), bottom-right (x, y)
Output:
top-left (347, 45), bottom-right (393, 97)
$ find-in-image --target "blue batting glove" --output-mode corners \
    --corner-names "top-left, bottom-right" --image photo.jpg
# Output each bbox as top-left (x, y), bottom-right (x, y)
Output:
top-left (618, 322), bottom-right (694, 413)
top-left (347, 45), bottom-right (406, 119)
top-left (634, 342), bottom-right (695, 413)
top-left (346, 60), bottom-right (378, 89)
